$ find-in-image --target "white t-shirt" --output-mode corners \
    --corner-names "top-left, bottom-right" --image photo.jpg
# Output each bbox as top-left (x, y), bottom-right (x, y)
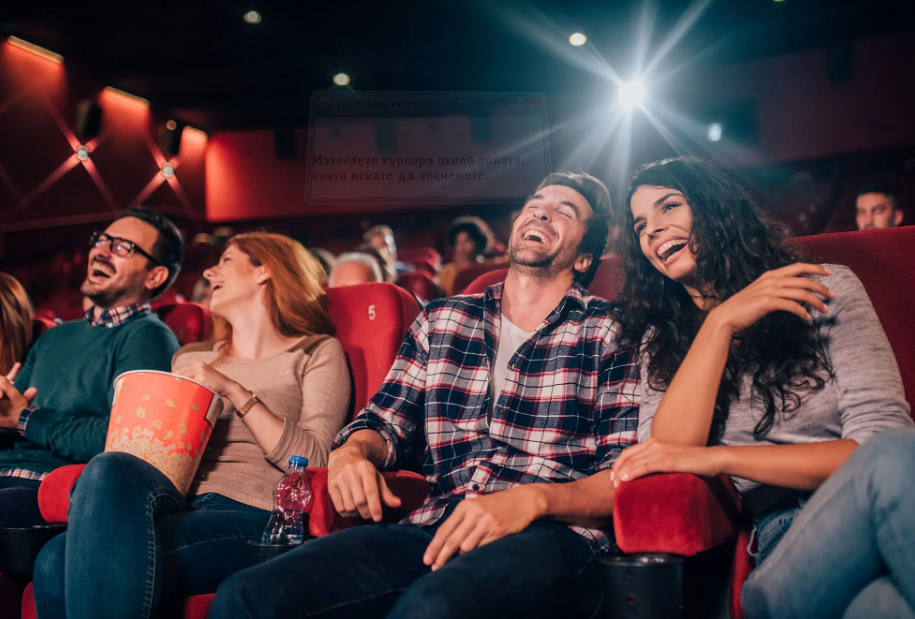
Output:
top-left (490, 314), bottom-right (535, 422)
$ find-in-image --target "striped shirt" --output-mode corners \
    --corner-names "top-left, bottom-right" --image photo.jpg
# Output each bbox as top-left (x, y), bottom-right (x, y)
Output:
top-left (335, 282), bottom-right (640, 551)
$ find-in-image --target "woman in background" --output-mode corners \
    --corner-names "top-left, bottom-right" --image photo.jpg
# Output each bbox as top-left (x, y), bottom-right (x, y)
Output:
top-left (610, 157), bottom-right (914, 619)
top-left (0, 272), bottom-right (32, 378)
top-left (438, 216), bottom-right (493, 296)
top-left (34, 233), bottom-right (352, 619)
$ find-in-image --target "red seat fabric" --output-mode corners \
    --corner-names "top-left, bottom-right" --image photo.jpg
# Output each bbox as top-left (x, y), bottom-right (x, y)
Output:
top-left (451, 262), bottom-right (509, 295)
top-left (588, 256), bottom-right (623, 301)
top-left (398, 247), bottom-right (442, 272)
top-left (462, 269), bottom-right (508, 296)
top-left (153, 303), bottom-right (213, 347)
top-left (396, 272), bottom-right (441, 303)
top-left (149, 287), bottom-right (184, 309)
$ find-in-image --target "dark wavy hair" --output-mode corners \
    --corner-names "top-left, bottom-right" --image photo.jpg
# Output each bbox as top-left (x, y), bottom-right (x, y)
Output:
top-left (614, 157), bottom-right (832, 440)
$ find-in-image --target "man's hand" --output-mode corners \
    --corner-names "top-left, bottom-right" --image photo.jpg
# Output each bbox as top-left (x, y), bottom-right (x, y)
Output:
top-left (327, 445), bottom-right (401, 522)
top-left (610, 437), bottom-right (724, 488)
top-left (0, 363), bottom-right (38, 429)
top-left (423, 485), bottom-right (547, 571)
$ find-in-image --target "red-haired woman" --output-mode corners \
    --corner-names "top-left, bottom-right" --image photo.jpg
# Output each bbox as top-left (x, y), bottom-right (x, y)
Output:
top-left (34, 233), bottom-right (352, 619)
top-left (0, 272), bottom-right (31, 378)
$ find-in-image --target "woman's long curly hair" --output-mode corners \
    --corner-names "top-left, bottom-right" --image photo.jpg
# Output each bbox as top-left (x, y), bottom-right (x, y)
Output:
top-left (614, 157), bottom-right (832, 440)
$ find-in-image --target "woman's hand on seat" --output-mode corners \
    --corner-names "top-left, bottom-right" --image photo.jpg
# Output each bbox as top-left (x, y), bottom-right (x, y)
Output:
top-left (708, 263), bottom-right (835, 334)
top-left (610, 438), bottom-right (725, 488)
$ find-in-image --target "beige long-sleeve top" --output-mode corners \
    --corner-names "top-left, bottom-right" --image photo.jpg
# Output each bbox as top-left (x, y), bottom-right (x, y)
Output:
top-left (173, 336), bottom-right (351, 511)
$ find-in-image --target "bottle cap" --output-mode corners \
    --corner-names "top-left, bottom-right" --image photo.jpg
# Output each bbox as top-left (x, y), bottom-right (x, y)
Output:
top-left (289, 455), bottom-right (308, 468)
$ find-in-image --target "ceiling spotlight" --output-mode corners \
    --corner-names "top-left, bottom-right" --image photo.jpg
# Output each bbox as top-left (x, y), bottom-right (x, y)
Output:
top-left (333, 73), bottom-right (350, 86)
top-left (618, 80), bottom-right (647, 109)
top-left (166, 120), bottom-right (177, 131)
top-left (162, 163), bottom-right (175, 178)
top-left (77, 145), bottom-right (88, 161)
top-left (706, 122), bottom-right (723, 142)
top-left (569, 33), bottom-right (587, 46)
top-left (244, 10), bottom-right (262, 24)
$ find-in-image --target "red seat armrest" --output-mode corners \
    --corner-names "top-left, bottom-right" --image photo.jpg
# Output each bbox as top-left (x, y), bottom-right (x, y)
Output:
top-left (307, 468), bottom-right (430, 538)
top-left (38, 464), bottom-right (87, 524)
top-left (613, 473), bottom-right (741, 556)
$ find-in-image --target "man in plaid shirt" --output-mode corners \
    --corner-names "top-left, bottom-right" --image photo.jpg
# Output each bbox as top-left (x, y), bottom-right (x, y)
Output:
top-left (211, 172), bottom-right (640, 619)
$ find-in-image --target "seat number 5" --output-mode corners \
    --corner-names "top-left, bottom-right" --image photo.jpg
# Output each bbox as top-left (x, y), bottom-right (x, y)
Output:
top-left (368, 305), bottom-right (376, 320)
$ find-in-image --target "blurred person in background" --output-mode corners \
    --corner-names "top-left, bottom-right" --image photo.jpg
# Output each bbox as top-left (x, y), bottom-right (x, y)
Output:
top-left (0, 272), bottom-right (32, 377)
top-left (364, 225), bottom-right (414, 276)
top-left (309, 248), bottom-right (337, 285)
top-left (329, 252), bottom-right (384, 288)
top-left (856, 183), bottom-right (904, 230)
top-left (0, 207), bottom-right (182, 527)
top-left (356, 244), bottom-right (397, 283)
top-left (439, 217), bottom-right (493, 296)
top-left (33, 232), bottom-right (351, 619)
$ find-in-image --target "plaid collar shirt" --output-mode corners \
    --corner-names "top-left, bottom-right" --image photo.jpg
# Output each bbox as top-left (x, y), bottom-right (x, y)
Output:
top-left (85, 302), bottom-right (152, 328)
top-left (334, 282), bottom-right (640, 551)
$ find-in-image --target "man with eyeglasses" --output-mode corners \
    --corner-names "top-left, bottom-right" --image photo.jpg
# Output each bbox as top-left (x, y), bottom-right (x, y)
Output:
top-left (0, 207), bottom-right (183, 526)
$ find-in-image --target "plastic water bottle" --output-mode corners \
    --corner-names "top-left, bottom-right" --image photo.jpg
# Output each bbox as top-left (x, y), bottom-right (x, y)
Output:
top-left (261, 455), bottom-right (312, 545)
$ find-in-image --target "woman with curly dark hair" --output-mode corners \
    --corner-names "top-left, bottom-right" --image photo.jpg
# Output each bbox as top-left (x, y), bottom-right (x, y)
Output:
top-left (610, 156), bottom-right (914, 619)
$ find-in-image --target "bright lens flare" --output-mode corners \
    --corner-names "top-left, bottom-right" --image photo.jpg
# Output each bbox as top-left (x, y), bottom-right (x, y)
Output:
top-left (244, 11), bottom-right (262, 24)
top-left (569, 33), bottom-right (587, 46)
top-left (706, 122), bottom-right (723, 142)
top-left (618, 80), bottom-right (647, 109)
top-left (333, 73), bottom-right (350, 86)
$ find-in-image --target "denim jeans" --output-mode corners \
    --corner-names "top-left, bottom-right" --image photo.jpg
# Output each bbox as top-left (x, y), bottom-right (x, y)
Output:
top-left (32, 452), bottom-right (270, 619)
top-left (742, 430), bottom-right (915, 619)
top-left (208, 514), bottom-right (605, 619)
top-left (0, 477), bottom-right (45, 527)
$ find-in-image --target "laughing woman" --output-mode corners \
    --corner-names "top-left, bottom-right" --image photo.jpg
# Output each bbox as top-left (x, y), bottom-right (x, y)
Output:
top-left (33, 233), bottom-right (351, 619)
top-left (610, 157), bottom-right (914, 619)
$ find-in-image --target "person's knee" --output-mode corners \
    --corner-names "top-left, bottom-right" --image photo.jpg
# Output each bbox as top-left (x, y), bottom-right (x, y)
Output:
top-left (33, 533), bottom-right (67, 600)
top-left (77, 452), bottom-right (152, 500)
top-left (209, 571), bottom-right (253, 619)
top-left (856, 430), bottom-right (915, 496)
top-left (741, 571), bottom-right (779, 619)
top-left (388, 585), bottom-right (460, 619)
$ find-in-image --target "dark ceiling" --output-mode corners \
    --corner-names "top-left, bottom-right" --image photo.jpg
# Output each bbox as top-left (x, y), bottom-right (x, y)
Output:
top-left (3, 0), bottom-right (914, 132)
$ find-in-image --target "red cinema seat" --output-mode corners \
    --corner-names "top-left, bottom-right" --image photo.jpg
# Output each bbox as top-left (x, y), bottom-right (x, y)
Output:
top-left (398, 247), bottom-right (441, 272)
top-left (22, 283), bottom-right (421, 619)
top-left (154, 303), bottom-right (213, 347)
top-left (396, 272), bottom-right (441, 304)
top-left (462, 268), bottom-right (508, 295)
top-left (149, 287), bottom-right (184, 309)
top-left (451, 262), bottom-right (509, 295)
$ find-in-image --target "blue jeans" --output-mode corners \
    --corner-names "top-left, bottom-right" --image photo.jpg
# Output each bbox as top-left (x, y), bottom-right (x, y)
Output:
top-left (0, 477), bottom-right (45, 527)
top-left (208, 515), bottom-right (605, 619)
top-left (32, 452), bottom-right (270, 619)
top-left (742, 430), bottom-right (915, 619)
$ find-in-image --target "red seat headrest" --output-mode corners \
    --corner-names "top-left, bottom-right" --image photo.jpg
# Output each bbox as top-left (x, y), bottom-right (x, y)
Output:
top-left (793, 227), bottom-right (915, 408)
top-left (154, 303), bottom-right (214, 346)
top-left (326, 283), bottom-right (421, 417)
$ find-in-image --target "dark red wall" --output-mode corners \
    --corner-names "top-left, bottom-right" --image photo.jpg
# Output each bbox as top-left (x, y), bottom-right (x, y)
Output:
top-left (0, 40), bottom-right (207, 239)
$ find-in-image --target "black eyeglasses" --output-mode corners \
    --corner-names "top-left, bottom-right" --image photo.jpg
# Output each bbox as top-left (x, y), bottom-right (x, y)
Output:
top-left (90, 231), bottom-right (160, 266)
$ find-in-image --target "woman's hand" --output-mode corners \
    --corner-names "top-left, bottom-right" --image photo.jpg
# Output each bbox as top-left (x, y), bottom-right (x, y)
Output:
top-left (610, 438), bottom-right (725, 488)
top-left (173, 361), bottom-right (240, 398)
top-left (708, 263), bottom-right (835, 334)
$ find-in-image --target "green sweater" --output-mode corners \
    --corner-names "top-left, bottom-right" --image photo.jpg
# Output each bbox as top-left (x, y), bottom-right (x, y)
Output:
top-left (1, 312), bottom-right (179, 474)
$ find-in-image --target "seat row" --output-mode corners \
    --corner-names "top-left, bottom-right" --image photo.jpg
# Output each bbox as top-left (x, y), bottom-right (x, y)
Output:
top-left (4, 225), bottom-right (915, 619)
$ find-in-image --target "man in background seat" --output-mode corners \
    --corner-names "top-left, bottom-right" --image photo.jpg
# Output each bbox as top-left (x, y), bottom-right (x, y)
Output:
top-left (0, 207), bottom-right (183, 526)
top-left (210, 172), bottom-right (639, 619)
top-left (856, 183), bottom-right (904, 230)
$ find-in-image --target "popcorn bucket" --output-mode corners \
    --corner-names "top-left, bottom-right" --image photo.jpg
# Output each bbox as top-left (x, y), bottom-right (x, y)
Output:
top-left (106, 370), bottom-right (224, 495)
